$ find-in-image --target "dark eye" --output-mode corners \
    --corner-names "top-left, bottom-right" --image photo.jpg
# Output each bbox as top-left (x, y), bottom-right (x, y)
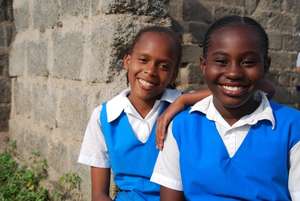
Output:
top-left (159, 63), bottom-right (170, 71)
top-left (215, 59), bottom-right (228, 66)
top-left (241, 59), bottom-right (257, 67)
top-left (138, 57), bottom-right (147, 64)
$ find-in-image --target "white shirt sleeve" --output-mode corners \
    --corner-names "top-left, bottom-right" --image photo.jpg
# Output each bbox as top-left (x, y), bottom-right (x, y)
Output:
top-left (77, 105), bottom-right (110, 168)
top-left (151, 122), bottom-right (183, 191)
top-left (289, 141), bottom-right (300, 201)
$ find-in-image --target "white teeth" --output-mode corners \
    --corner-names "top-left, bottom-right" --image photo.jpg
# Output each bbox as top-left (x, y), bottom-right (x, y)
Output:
top-left (139, 79), bottom-right (154, 88)
top-left (222, 85), bottom-right (242, 91)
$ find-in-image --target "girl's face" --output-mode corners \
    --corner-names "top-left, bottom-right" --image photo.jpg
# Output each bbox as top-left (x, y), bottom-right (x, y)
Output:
top-left (124, 32), bottom-right (177, 106)
top-left (201, 25), bottom-right (266, 116)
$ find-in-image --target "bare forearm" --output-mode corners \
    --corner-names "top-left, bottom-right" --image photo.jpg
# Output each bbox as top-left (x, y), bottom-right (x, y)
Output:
top-left (161, 186), bottom-right (184, 201)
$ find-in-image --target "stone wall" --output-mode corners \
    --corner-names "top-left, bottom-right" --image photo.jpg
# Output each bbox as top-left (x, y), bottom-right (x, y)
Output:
top-left (0, 0), bottom-right (13, 132)
top-left (170, 0), bottom-right (300, 107)
top-left (7, 0), bottom-right (300, 200)
top-left (9, 0), bottom-right (173, 198)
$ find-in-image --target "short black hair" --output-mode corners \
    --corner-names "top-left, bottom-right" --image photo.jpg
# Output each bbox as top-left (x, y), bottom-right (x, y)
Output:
top-left (203, 15), bottom-right (269, 61)
top-left (127, 26), bottom-right (182, 70)
top-left (126, 26), bottom-right (182, 88)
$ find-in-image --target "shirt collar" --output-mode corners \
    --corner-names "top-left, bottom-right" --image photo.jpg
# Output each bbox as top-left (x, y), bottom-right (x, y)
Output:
top-left (190, 91), bottom-right (275, 129)
top-left (106, 88), bottom-right (181, 122)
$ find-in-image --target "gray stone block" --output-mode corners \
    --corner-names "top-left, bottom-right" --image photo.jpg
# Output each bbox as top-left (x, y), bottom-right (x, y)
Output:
top-left (83, 15), bottom-right (137, 83)
top-left (9, 118), bottom-right (27, 154)
top-left (91, 0), bottom-right (100, 15)
top-left (23, 130), bottom-right (49, 157)
top-left (187, 22), bottom-right (209, 45)
top-left (183, 0), bottom-right (213, 23)
top-left (32, 0), bottom-right (60, 29)
top-left (181, 44), bottom-right (202, 63)
top-left (269, 51), bottom-right (297, 70)
top-left (48, 141), bottom-right (68, 173)
top-left (0, 54), bottom-right (8, 77)
top-left (167, 0), bottom-right (183, 22)
top-left (52, 32), bottom-right (84, 80)
top-left (215, 6), bottom-right (244, 19)
top-left (267, 14), bottom-right (293, 34)
top-left (245, 0), bottom-right (260, 15)
top-left (282, 0), bottom-right (300, 14)
top-left (0, 104), bottom-right (10, 121)
top-left (223, 0), bottom-right (245, 7)
top-left (12, 79), bottom-right (32, 117)
top-left (32, 82), bottom-right (56, 128)
top-left (60, 0), bottom-right (89, 17)
top-left (0, 77), bottom-right (10, 103)
top-left (268, 33), bottom-right (282, 50)
top-left (283, 35), bottom-right (300, 52)
top-left (27, 40), bottom-right (48, 76)
top-left (251, 11), bottom-right (271, 29)
top-left (257, 0), bottom-right (283, 11)
top-left (9, 41), bottom-right (26, 76)
top-left (56, 86), bottom-right (88, 134)
top-left (99, 0), bottom-right (168, 17)
top-left (13, 1), bottom-right (30, 31)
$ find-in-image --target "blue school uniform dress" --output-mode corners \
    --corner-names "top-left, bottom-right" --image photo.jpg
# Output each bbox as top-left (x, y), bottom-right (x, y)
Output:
top-left (151, 94), bottom-right (300, 201)
top-left (78, 88), bottom-right (181, 201)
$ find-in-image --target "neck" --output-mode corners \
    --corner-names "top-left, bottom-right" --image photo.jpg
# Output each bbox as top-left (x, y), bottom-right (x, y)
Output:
top-left (213, 97), bottom-right (260, 126)
top-left (127, 95), bottom-right (156, 119)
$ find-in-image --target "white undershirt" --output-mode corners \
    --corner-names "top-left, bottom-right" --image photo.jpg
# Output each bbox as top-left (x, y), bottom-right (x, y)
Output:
top-left (151, 93), bottom-right (300, 200)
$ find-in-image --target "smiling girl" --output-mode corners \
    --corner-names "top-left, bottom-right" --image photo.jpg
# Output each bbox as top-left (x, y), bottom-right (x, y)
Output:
top-left (78, 26), bottom-right (184, 201)
top-left (151, 16), bottom-right (300, 201)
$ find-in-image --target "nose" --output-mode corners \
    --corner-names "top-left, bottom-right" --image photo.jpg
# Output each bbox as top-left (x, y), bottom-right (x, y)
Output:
top-left (226, 62), bottom-right (243, 80)
top-left (144, 61), bottom-right (157, 76)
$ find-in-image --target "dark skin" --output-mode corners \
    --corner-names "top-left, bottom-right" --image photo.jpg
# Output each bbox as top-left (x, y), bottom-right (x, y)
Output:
top-left (160, 25), bottom-right (270, 200)
top-left (156, 76), bottom-right (274, 150)
top-left (91, 32), bottom-right (178, 201)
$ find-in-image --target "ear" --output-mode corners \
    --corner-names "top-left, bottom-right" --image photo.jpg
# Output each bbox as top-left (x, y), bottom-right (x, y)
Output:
top-left (264, 56), bottom-right (271, 73)
top-left (199, 56), bottom-right (207, 74)
top-left (123, 54), bottom-right (131, 70)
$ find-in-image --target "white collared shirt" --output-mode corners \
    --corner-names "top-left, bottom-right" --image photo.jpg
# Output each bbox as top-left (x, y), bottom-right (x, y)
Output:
top-left (151, 92), bottom-right (300, 200)
top-left (78, 88), bottom-right (181, 168)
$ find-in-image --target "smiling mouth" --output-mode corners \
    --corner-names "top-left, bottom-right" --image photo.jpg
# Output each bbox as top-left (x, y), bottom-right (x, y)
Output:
top-left (221, 85), bottom-right (247, 96)
top-left (138, 79), bottom-right (156, 90)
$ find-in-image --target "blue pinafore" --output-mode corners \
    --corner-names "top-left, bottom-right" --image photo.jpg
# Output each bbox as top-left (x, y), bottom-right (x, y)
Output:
top-left (100, 102), bottom-right (169, 201)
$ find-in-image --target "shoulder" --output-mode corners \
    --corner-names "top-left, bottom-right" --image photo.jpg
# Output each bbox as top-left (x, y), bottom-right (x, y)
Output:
top-left (270, 101), bottom-right (300, 121)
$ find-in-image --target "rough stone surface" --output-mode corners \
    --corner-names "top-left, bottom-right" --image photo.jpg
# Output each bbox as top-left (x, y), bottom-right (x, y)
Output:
top-left (12, 79), bottom-right (32, 117)
top-left (99, 0), bottom-right (168, 17)
top-left (52, 32), bottom-right (84, 80)
top-left (245, 0), bottom-right (259, 15)
top-left (32, 0), bottom-right (60, 29)
top-left (269, 33), bottom-right (282, 50)
top-left (282, 35), bottom-right (300, 52)
top-left (13, 1), bottom-right (29, 31)
top-left (5, 1), bottom-right (300, 201)
top-left (268, 14), bottom-right (294, 34)
top-left (27, 40), bottom-right (48, 76)
top-left (31, 81), bottom-right (56, 128)
top-left (56, 85), bottom-right (88, 135)
top-left (0, 77), bottom-right (10, 103)
top-left (9, 41), bottom-right (26, 76)
top-left (60, 0), bottom-right (90, 17)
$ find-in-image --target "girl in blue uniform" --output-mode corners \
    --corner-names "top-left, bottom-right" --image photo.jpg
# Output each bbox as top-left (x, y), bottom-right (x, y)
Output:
top-left (151, 16), bottom-right (300, 201)
top-left (78, 26), bottom-right (183, 201)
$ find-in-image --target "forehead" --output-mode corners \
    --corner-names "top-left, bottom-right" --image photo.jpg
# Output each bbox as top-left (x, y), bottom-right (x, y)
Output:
top-left (133, 32), bottom-right (177, 56)
top-left (208, 25), bottom-right (262, 55)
